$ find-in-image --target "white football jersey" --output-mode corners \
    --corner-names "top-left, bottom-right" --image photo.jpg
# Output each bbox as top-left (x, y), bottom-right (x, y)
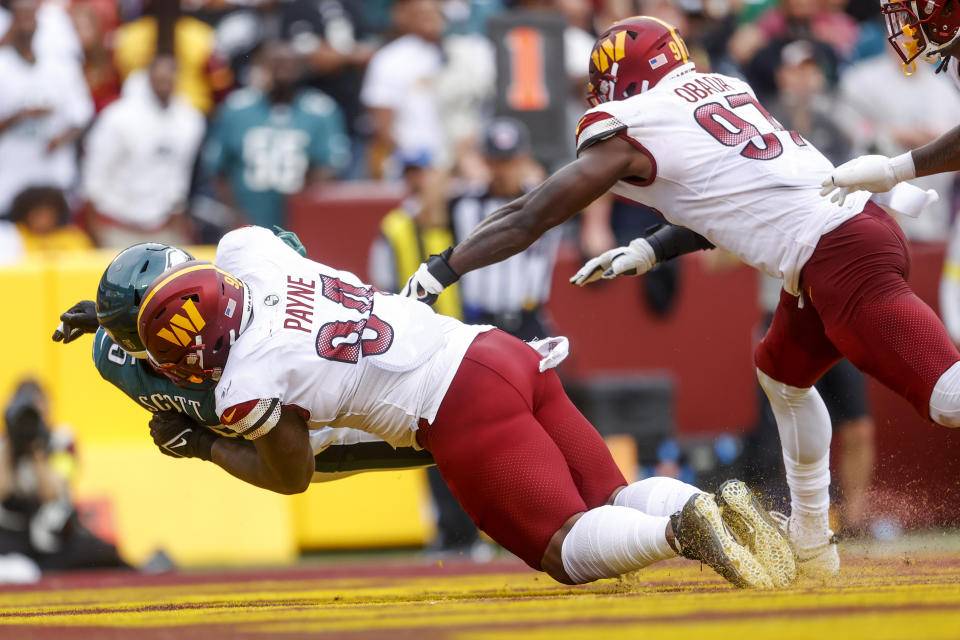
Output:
top-left (575, 63), bottom-right (871, 295)
top-left (213, 226), bottom-right (491, 448)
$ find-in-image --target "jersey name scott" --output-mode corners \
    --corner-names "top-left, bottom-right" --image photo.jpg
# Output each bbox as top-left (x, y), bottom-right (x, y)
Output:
top-left (138, 393), bottom-right (205, 420)
top-left (284, 275), bottom-right (316, 333)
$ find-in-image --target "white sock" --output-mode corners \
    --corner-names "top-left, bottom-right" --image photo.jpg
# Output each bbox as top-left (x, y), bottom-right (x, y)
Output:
top-left (560, 505), bottom-right (675, 584)
top-left (783, 451), bottom-right (830, 523)
top-left (757, 369), bottom-right (832, 526)
top-left (613, 477), bottom-right (701, 516)
top-left (930, 360), bottom-right (960, 427)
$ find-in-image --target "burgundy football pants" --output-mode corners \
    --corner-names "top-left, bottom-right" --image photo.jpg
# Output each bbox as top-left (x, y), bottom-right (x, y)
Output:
top-left (756, 201), bottom-right (960, 419)
top-left (417, 330), bottom-right (627, 569)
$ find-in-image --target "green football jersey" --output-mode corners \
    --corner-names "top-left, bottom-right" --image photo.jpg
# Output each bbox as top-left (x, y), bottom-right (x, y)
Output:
top-left (92, 327), bottom-right (221, 429)
top-left (204, 88), bottom-right (350, 228)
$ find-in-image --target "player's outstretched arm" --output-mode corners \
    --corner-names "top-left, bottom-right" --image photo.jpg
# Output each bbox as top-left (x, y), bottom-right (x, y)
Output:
top-left (52, 300), bottom-right (98, 343)
top-left (401, 136), bottom-right (651, 304)
top-left (822, 125), bottom-right (960, 205)
top-left (211, 407), bottom-right (314, 495)
top-left (571, 224), bottom-right (715, 286)
top-left (313, 442), bottom-right (435, 478)
top-left (913, 124), bottom-right (960, 177)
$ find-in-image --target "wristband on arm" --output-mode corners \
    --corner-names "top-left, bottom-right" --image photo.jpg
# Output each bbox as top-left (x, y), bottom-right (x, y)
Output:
top-left (426, 247), bottom-right (460, 288)
top-left (643, 224), bottom-right (715, 263)
top-left (891, 152), bottom-right (917, 183)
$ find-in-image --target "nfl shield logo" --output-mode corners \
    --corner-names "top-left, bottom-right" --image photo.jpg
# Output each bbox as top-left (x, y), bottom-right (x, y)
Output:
top-left (648, 53), bottom-right (668, 70)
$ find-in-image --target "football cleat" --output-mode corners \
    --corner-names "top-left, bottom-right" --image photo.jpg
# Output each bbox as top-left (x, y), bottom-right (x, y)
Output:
top-left (770, 511), bottom-right (840, 579)
top-left (716, 480), bottom-right (798, 588)
top-left (670, 493), bottom-right (774, 589)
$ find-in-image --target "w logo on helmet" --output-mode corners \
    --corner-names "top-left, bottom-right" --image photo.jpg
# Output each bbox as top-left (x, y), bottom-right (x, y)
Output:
top-left (156, 298), bottom-right (207, 346)
top-left (591, 31), bottom-right (628, 73)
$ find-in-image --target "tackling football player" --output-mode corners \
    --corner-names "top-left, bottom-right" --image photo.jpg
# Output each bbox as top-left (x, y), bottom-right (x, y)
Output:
top-left (400, 16), bottom-right (960, 579)
top-left (136, 225), bottom-right (796, 589)
top-left (51, 234), bottom-right (433, 478)
top-left (822, 0), bottom-right (960, 200)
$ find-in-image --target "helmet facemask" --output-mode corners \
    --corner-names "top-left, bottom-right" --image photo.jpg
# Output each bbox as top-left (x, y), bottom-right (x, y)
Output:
top-left (883, 0), bottom-right (960, 70)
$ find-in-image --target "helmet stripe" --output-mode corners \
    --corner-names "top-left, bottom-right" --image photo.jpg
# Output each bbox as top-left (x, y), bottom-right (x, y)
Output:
top-left (614, 30), bottom-right (627, 59)
top-left (136, 263), bottom-right (218, 328)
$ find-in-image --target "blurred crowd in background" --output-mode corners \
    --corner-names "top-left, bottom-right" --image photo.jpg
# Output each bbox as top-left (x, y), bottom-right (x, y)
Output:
top-left (0, 0), bottom-right (958, 259)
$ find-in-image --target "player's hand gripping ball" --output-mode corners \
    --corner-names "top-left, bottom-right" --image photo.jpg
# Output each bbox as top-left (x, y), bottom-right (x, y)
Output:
top-left (52, 300), bottom-right (98, 343)
top-left (149, 411), bottom-right (220, 461)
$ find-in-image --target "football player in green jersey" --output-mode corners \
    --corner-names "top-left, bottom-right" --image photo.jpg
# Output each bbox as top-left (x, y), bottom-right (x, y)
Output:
top-left (53, 230), bottom-right (433, 477)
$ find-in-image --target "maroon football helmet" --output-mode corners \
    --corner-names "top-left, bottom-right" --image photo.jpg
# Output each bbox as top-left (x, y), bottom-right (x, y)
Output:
top-left (587, 16), bottom-right (691, 106)
top-left (882, 0), bottom-right (960, 67)
top-left (137, 260), bottom-right (247, 386)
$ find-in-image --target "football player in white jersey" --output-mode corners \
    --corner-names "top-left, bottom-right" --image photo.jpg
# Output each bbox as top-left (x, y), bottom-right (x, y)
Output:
top-left (822, 0), bottom-right (960, 200)
top-left (400, 16), bottom-right (960, 578)
top-left (136, 225), bottom-right (797, 589)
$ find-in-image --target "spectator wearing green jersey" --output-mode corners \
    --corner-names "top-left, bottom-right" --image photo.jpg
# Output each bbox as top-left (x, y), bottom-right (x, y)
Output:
top-left (203, 41), bottom-right (350, 229)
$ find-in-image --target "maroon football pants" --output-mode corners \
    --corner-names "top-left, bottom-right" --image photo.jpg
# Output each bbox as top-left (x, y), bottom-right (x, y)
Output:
top-left (417, 330), bottom-right (627, 569)
top-left (756, 201), bottom-right (960, 419)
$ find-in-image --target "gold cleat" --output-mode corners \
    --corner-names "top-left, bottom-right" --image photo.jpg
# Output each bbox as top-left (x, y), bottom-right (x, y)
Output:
top-left (670, 493), bottom-right (774, 589)
top-left (716, 479), bottom-right (799, 588)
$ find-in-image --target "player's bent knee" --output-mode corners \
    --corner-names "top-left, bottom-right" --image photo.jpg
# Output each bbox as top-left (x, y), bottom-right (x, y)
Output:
top-left (929, 361), bottom-right (960, 428)
top-left (757, 368), bottom-right (811, 402)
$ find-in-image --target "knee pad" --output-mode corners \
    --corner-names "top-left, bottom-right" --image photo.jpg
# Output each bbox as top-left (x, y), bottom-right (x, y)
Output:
top-left (930, 361), bottom-right (960, 427)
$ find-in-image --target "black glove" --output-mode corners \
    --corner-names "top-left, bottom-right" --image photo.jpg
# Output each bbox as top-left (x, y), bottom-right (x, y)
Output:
top-left (52, 300), bottom-right (98, 343)
top-left (399, 247), bottom-right (460, 306)
top-left (149, 411), bottom-right (220, 461)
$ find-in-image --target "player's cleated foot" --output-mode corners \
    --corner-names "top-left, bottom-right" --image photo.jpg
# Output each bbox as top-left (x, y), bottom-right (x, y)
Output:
top-left (670, 493), bottom-right (774, 589)
top-left (716, 479), bottom-right (797, 588)
top-left (770, 511), bottom-right (839, 580)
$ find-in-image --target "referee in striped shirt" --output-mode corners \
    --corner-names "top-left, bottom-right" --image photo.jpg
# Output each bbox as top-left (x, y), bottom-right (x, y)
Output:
top-left (450, 117), bottom-right (562, 341)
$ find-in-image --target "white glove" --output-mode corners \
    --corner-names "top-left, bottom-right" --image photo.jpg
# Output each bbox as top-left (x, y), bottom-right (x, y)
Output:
top-left (820, 152), bottom-right (916, 206)
top-left (570, 237), bottom-right (657, 286)
top-left (400, 262), bottom-right (446, 305)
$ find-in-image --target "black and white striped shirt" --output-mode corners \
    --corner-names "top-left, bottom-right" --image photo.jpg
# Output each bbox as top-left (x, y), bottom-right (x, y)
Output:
top-left (450, 188), bottom-right (562, 314)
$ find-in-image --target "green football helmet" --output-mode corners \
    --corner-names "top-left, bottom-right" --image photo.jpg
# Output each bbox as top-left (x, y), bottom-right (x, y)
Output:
top-left (96, 243), bottom-right (193, 357)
